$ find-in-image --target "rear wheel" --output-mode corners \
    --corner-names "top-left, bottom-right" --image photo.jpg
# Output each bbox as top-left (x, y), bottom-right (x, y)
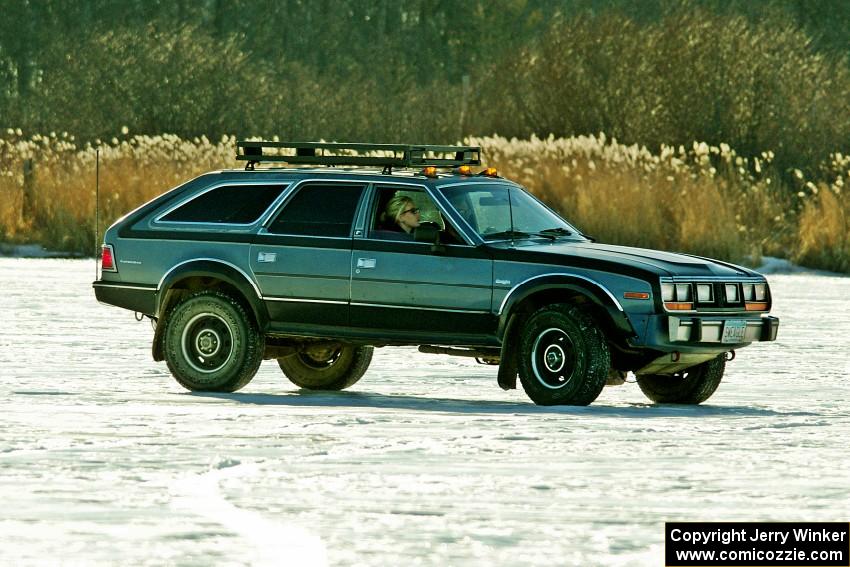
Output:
top-left (163, 291), bottom-right (264, 392)
top-left (636, 355), bottom-right (726, 404)
top-left (278, 344), bottom-right (373, 390)
top-left (517, 304), bottom-right (610, 406)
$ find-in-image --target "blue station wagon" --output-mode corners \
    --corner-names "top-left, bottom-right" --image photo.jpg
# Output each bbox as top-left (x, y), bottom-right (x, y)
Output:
top-left (93, 142), bottom-right (780, 405)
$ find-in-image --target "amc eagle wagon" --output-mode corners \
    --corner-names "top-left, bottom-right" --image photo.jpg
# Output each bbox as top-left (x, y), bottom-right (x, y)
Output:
top-left (93, 141), bottom-right (779, 406)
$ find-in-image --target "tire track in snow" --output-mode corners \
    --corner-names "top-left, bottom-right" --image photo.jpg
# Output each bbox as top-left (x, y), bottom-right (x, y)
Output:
top-left (171, 457), bottom-right (327, 567)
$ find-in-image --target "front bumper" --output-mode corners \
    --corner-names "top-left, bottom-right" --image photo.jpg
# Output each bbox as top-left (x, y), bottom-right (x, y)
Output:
top-left (636, 313), bottom-right (780, 352)
top-left (668, 314), bottom-right (779, 344)
top-left (630, 314), bottom-right (779, 375)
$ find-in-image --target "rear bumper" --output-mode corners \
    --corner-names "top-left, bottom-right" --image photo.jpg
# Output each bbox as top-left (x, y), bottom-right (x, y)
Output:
top-left (93, 281), bottom-right (157, 315)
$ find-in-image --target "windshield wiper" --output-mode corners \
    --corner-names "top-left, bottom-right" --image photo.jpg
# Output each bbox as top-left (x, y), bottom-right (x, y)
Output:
top-left (483, 230), bottom-right (530, 240)
top-left (539, 227), bottom-right (573, 237)
top-left (484, 229), bottom-right (558, 241)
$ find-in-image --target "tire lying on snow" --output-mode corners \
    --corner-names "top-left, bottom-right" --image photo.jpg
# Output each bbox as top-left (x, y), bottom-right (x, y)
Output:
top-left (636, 355), bottom-right (726, 404)
top-left (163, 291), bottom-right (264, 392)
top-left (517, 304), bottom-right (610, 406)
top-left (278, 344), bottom-right (373, 390)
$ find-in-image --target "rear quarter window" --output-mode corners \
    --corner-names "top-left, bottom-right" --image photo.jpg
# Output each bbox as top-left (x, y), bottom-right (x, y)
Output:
top-left (159, 184), bottom-right (286, 224)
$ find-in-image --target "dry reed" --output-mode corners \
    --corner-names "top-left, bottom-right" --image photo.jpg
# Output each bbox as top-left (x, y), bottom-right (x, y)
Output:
top-left (1, 131), bottom-right (848, 272)
top-left (793, 152), bottom-right (850, 272)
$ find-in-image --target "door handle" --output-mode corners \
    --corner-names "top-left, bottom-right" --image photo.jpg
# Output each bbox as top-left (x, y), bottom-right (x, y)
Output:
top-left (356, 258), bottom-right (377, 269)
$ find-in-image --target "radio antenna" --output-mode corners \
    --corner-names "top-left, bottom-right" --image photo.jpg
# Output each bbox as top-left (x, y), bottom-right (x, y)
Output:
top-left (507, 186), bottom-right (515, 245)
top-left (95, 148), bottom-right (100, 278)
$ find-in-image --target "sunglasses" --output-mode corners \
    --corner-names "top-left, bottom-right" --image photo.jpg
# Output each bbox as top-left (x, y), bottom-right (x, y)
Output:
top-left (402, 207), bottom-right (421, 215)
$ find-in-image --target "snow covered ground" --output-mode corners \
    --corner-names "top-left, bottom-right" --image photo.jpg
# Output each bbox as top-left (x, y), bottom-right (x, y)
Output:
top-left (1, 258), bottom-right (848, 566)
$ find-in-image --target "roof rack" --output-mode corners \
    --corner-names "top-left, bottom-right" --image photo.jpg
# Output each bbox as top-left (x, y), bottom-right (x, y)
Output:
top-left (236, 141), bottom-right (481, 172)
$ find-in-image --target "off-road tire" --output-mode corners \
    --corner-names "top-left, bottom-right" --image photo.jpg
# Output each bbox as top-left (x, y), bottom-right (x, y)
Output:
top-left (636, 355), bottom-right (726, 404)
top-left (163, 291), bottom-right (264, 392)
top-left (517, 304), bottom-right (610, 406)
top-left (278, 345), bottom-right (373, 390)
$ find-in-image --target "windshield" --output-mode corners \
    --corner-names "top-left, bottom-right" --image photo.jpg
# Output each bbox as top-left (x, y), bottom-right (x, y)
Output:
top-left (440, 184), bottom-right (581, 241)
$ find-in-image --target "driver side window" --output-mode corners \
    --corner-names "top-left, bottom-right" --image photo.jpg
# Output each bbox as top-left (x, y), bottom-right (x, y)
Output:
top-left (369, 186), bottom-right (465, 245)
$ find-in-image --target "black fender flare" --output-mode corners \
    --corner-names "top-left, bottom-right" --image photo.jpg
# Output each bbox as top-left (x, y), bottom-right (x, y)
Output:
top-left (496, 274), bottom-right (635, 340)
top-left (152, 260), bottom-right (269, 361)
top-left (156, 259), bottom-right (269, 326)
top-left (494, 275), bottom-right (636, 390)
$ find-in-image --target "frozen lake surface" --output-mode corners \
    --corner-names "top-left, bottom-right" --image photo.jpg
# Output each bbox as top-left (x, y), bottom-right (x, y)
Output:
top-left (2, 258), bottom-right (848, 566)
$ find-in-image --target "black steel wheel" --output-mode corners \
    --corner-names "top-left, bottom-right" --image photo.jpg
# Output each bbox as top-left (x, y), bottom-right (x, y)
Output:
top-left (163, 291), bottom-right (264, 392)
top-left (278, 344), bottom-right (373, 390)
top-left (517, 304), bottom-right (610, 406)
top-left (636, 355), bottom-right (726, 404)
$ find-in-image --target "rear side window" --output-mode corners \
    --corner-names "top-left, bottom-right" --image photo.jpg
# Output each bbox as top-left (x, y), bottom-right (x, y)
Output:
top-left (160, 184), bottom-right (285, 224)
top-left (268, 183), bottom-right (365, 237)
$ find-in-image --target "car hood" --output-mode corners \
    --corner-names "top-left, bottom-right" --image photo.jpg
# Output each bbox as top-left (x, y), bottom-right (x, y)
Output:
top-left (487, 240), bottom-right (760, 279)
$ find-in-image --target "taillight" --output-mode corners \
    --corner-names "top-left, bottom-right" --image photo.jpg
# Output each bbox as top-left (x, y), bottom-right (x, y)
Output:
top-left (101, 244), bottom-right (117, 272)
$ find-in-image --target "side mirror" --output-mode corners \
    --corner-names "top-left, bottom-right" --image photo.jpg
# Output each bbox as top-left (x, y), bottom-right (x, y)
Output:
top-left (413, 222), bottom-right (446, 253)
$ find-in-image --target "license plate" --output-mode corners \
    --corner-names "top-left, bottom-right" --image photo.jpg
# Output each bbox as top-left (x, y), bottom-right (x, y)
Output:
top-left (722, 320), bottom-right (748, 343)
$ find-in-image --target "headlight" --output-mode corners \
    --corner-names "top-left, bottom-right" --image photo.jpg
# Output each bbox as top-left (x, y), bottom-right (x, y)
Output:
top-left (725, 283), bottom-right (739, 302)
top-left (696, 284), bottom-right (713, 302)
top-left (754, 283), bottom-right (767, 301)
top-left (661, 283), bottom-right (692, 302)
top-left (661, 281), bottom-right (695, 310)
top-left (742, 283), bottom-right (755, 301)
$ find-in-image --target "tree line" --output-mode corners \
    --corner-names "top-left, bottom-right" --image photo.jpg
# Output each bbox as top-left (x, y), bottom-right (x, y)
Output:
top-left (2, 0), bottom-right (850, 176)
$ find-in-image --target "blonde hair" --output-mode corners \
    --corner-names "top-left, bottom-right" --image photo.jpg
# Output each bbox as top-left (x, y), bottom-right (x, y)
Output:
top-left (382, 195), bottom-right (414, 225)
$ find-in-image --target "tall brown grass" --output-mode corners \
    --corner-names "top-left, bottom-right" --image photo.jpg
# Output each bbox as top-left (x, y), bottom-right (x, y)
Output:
top-left (794, 183), bottom-right (850, 273)
top-left (0, 132), bottom-right (234, 253)
top-left (1, 132), bottom-right (848, 273)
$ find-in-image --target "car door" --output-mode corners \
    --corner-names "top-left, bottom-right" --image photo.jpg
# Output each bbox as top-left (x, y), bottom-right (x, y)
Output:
top-left (251, 181), bottom-right (366, 331)
top-left (349, 184), bottom-right (495, 342)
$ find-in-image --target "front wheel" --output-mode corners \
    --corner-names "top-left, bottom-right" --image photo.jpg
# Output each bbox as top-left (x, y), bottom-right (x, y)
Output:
top-left (278, 344), bottom-right (373, 390)
top-left (517, 304), bottom-right (610, 406)
top-left (636, 355), bottom-right (726, 404)
top-left (163, 291), bottom-right (264, 392)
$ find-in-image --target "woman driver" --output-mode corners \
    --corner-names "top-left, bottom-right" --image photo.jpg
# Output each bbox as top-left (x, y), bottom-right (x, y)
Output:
top-left (382, 195), bottom-right (421, 234)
